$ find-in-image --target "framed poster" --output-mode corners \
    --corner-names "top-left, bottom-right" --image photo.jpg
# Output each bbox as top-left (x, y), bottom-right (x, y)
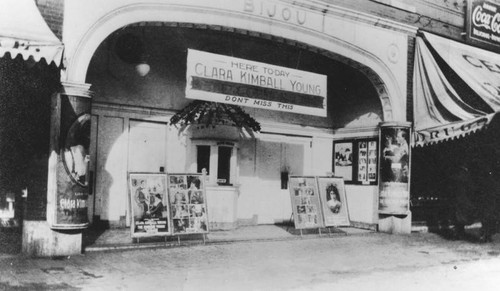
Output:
top-left (48, 94), bottom-right (91, 230)
top-left (288, 176), bottom-right (324, 229)
top-left (379, 124), bottom-right (411, 214)
top-left (333, 139), bottom-right (377, 185)
top-left (357, 141), bottom-right (368, 183)
top-left (128, 173), bottom-right (170, 237)
top-left (333, 142), bottom-right (353, 181)
top-left (367, 141), bottom-right (378, 183)
top-left (317, 177), bottom-right (350, 227)
top-left (168, 173), bottom-right (208, 235)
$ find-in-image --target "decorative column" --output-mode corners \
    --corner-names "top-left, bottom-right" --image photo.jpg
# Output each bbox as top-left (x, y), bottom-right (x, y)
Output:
top-left (377, 122), bottom-right (412, 234)
top-left (22, 82), bottom-right (92, 257)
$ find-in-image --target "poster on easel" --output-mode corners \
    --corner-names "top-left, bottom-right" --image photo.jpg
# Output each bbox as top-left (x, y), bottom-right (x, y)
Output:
top-left (288, 176), bottom-right (324, 229)
top-left (128, 173), bottom-right (171, 237)
top-left (317, 177), bottom-right (350, 227)
top-left (167, 173), bottom-right (209, 235)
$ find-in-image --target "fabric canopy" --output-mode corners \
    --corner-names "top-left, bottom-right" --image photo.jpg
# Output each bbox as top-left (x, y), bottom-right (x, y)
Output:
top-left (0, 0), bottom-right (63, 66)
top-left (413, 32), bottom-right (500, 146)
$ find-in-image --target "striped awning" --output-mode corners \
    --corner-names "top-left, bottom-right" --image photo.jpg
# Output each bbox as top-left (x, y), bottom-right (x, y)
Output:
top-left (0, 0), bottom-right (63, 66)
top-left (413, 32), bottom-right (500, 146)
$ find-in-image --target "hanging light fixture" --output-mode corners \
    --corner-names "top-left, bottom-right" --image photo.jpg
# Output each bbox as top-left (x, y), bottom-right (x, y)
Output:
top-left (114, 29), bottom-right (150, 77)
top-left (135, 59), bottom-right (150, 77)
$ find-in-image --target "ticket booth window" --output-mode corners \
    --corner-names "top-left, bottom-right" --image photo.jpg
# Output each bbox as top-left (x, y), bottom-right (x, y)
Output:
top-left (194, 142), bottom-right (236, 186)
top-left (197, 145), bottom-right (211, 174)
top-left (217, 146), bottom-right (232, 185)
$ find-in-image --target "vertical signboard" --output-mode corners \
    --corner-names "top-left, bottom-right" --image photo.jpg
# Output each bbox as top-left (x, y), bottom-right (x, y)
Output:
top-left (288, 176), bottom-right (324, 229)
top-left (168, 173), bottom-right (208, 235)
top-left (129, 173), bottom-right (170, 237)
top-left (378, 123), bottom-right (411, 215)
top-left (48, 93), bottom-right (91, 229)
top-left (466, 0), bottom-right (500, 50)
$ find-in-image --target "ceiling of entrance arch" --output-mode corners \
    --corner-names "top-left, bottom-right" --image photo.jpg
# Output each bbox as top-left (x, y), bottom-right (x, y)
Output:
top-left (87, 24), bottom-right (383, 129)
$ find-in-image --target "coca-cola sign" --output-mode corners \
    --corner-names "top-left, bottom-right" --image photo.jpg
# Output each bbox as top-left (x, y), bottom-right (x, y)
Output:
top-left (467, 0), bottom-right (500, 49)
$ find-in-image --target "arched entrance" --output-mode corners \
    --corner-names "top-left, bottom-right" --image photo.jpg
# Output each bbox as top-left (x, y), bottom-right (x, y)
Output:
top-left (63, 2), bottom-right (411, 122)
top-left (61, 1), bottom-right (414, 230)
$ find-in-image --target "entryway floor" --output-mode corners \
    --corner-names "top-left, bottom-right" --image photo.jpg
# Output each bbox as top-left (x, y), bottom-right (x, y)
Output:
top-left (83, 224), bottom-right (373, 252)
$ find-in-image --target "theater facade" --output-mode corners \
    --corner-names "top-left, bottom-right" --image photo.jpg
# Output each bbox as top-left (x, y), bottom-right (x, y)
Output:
top-left (20, 0), bottom-right (429, 255)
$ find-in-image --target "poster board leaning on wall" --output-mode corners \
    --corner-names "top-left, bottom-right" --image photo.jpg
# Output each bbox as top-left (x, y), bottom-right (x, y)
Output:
top-left (316, 177), bottom-right (350, 227)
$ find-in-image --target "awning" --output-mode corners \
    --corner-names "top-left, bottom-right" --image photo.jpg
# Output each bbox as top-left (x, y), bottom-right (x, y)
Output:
top-left (0, 0), bottom-right (63, 66)
top-left (413, 32), bottom-right (500, 146)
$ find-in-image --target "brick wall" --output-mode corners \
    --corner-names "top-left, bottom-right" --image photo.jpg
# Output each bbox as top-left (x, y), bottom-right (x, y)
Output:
top-left (35, 0), bottom-right (64, 40)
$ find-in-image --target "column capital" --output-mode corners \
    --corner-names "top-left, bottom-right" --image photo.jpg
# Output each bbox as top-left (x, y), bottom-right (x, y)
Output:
top-left (61, 81), bottom-right (93, 98)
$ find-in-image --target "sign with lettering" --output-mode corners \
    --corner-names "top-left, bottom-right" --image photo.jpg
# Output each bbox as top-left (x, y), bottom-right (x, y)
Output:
top-left (48, 94), bottom-right (91, 229)
top-left (413, 32), bottom-right (500, 146)
top-left (186, 49), bottom-right (327, 116)
top-left (466, 0), bottom-right (500, 49)
top-left (129, 173), bottom-right (171, 237)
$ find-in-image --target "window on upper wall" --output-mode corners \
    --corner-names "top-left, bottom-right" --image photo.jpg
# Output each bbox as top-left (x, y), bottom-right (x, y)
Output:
top-left (332, 138), bottom-right (378, 185)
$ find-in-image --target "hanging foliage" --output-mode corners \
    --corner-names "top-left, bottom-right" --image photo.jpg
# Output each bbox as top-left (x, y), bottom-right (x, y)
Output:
top-left (169, 100), bottom-right (261, 133)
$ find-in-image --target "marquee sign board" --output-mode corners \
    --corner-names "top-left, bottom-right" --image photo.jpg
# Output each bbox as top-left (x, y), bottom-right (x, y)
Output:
top-left (186, 49), bottom-right (327, 117)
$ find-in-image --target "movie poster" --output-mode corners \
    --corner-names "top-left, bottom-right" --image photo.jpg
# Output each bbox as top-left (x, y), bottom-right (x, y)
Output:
top-left (357, 141), bottom-right (368, 183)
top-left (333, 142), bottom-right (353, 181)
top-left (288, 176), bottom-right (323, 229)
top-left (128, 173), bottom-right (170, 237)
top-left (48, 94), bottom-right (91, 230)
top-left (317, 177), bottom-right (350, 227)
top-left (367, 141), bottom-right (378, 183)
top-left (168, 174), bottom-right (208, 235)
top-left (379, 125), bottom-right (411, 214)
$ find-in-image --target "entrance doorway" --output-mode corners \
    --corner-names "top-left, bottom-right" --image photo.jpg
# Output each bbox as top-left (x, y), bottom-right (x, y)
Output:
top-left (127, 120), bottom-right (167, 173)
top-left (238, 135), bottom-right (312, 224)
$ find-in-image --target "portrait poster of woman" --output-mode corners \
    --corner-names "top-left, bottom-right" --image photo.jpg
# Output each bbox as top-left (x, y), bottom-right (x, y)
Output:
top-left (167, 173), bottom-right (208, 235)
top-left (128, 173), bottom-right (171, 237)
top-left (288, 176), bottom-right (324, 229)
top-left (317, 177), bottom-right (350, 227)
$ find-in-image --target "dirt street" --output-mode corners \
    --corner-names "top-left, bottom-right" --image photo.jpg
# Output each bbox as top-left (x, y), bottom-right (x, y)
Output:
top-left (1, 231), bottom-right (500, 290)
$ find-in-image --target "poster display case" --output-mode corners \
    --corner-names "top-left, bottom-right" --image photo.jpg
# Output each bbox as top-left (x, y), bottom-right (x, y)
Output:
top-left (288, 176), bottom-right (324, 229)
top-left (128, 172), bottom-right (209, 238)
top-left (168, 173), bottom-right (208, 235)
top-left (129, 173), bottom-right (171, 237)
top-left (333, 139), bottom-right (378, 185)
top-left (378, 123), bottom-right (411, 215)
top-left (333, 142), bottom-right (353, 181)
top-left (317, 177), bottom-right (350, 227)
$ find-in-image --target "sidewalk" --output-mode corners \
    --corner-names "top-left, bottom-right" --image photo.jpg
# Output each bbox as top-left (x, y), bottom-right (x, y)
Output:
top-left (83, 224), bottom-right (372, 252)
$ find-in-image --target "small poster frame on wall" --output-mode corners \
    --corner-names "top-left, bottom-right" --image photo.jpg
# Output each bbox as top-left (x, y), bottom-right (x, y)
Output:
top-left (333, 142), bottom-right (353, 182)
top-left (317, 176), bottom-right (350, 227)
top-left (167, 173), bottom-right (209, 235)
top-left (288, 176), bottom-right (324, 229)
top-left (128, 172), bottom-right (171, 238)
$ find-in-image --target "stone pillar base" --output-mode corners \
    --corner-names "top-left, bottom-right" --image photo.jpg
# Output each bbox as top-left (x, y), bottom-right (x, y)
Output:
top-left (22, 220), bottom-right (82, 257)
top-left (378, 212), bottom-right (412, 234)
